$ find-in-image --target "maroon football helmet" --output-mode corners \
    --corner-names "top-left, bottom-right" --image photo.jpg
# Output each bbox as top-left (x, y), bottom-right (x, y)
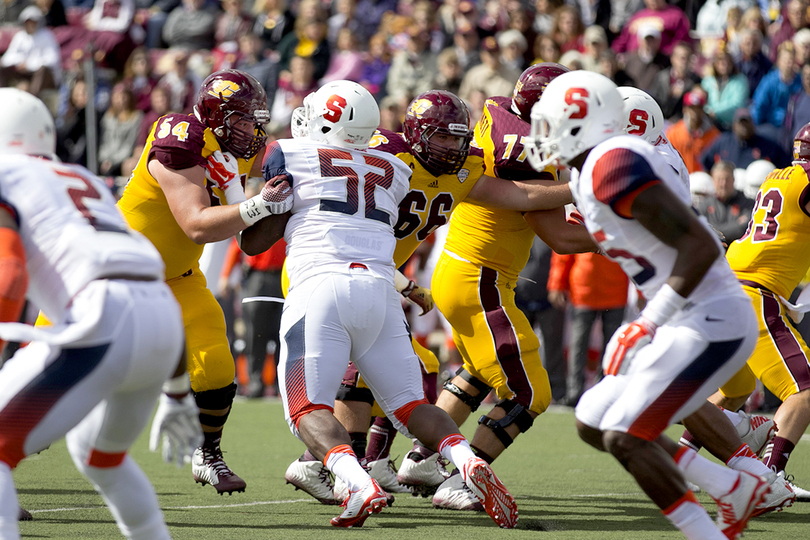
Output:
top-left (794, 121), bottom-right (810, 163)
top-left (403, 90), bottom-right (473, 176)
top-left (195, 69), bottom-right (270, 159)
top-left (511, 62), bottom-right (570, 123)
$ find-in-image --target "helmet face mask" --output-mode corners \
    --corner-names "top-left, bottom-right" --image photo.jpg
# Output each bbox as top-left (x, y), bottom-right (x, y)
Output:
top-left (617, 86), bottom-right (664, 145)
top-left (195, 69), bottom-right (270, 159)
top-left (305, 81), bottom-right (380, 150)
top-left (794, 121), bottom-right (810, 164)
top-left (403, 90), bottom-right (472, 176)
top-left (526, 71), bottom-right (624, 171)
top-left (511, 62), bottom-right (570, 122)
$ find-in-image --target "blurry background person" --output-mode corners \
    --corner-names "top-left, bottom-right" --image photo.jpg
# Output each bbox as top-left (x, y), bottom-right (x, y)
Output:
top-left (269, 55), bottom-right (317, 137)
top-left (734, 28), bottom-right (772, 99)
top-left (694, 159), bottom-right (756, 245)
top-left (252, 0), bottom-right (294, 56)
top-left (162, 0), bottom-right (218, 51)
top-left (433, 47), bottom-right (463, 95)
top-left (751, 42), bottom-right (801, 142)
top-left (0, 6), bottom-right (61, 98)
top-left (700, 108), bottom-right (791, 172)
top-left (701, 49), bottom-right (749, 130)
top-left (665, 89), bottom-right (721, 173)
top-left (458, 36), bottom-right (519, 102)
top-left (319, 27), bottom-right (363, 84)
top-left (121, 46), bottom-right (159, 113)
top-left (622, 23), bottom-right (671, 93)
top-left (385, 28), bottom-right (438, 108)
top-left (358, 32), bottom-right (391, 97)
top-left (97, 82), bottom-right (143, 182)
top-left (649, 40), bottom-right (701, 121)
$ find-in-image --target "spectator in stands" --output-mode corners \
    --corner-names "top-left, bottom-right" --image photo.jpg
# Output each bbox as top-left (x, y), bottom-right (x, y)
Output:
top-left (649, 40), bottom-right (700, 121)
top-left (694, 159), bottom-right (756, 244)
top-left (386, 27), bottom-right (437, 107)
top-left (702, 49), bottom-right (749, 130)
top-left (666, 89), bottom-right (722, 172)
top-left (235, 32), bottom-right (277, 108)
top-left (786, 62), bottom-right (810, 141)
top-left (327, 0), bottom-right (362, 47)
top-left (413, 0), bottom-right (446, 53)
top-left (623, 23), bottom-right (671, 93)
top-left (508, 7), bottom-right (537, 68)
top-left (358, 32), bottom-right (390, 97)
top-left (700, 108), bottom-right (791, 171)
top-left (479, 0), bottom-right (508, 37)
top-left (0, 0), bottom-right (27, 25)
top-left (735, 28), bottom-right (772, 95)
top-left (452, 20), bottom-right (480, 71)
top-left (611, 0), bottom-right (692, 56)
top-left (769, 0), bottom-right (809, 63)
top-left (355, 0), bottom-right (397, 41)
top-left (533, 0), bottom-right (563, 36)
top-left (33, 0), bottom-right (67, 27)
top-left (497, 29), bottom-right (528, 72)
top-left (319, 27), bottom-right (363, 84)
top-left (458, 35), bottom-right (520, 102)
top-left (794, 28), bottom-right (810, 68)
top-left (550, 4), bottom-right (585, 54)
top-left (0, 6), bottom-right (61, 97)
top-left (576, 24), bottom-right (608, 72)
top-left (433, 47), bottom-right (463, 95)
top-left (215, 0), bottom-right (251, 50)
top-left (144, 0), bottom-right (180, 49)
top-left (157, 48), bottom-right (198, 113)
top-left (121, 84), bottom-right (172, 177)
top-left (269, 54), bottom-right (316, 137)
top-left (378, 95), bottom-right (404, 131)
top-left (98, 82), bottom-right (143, 178)
top-left (548, 250), bottom-right (628, 408)
top-left (252, 0), bottom-right (294, 57)
top-left (276, 14), bottom-right (330, 81)
top-left (609, 0), bottom-right (644, 37)
top-left (121, 46), bottom-right (158, 112)
top-left (597, 49), bottom-right (635, 86)
top-left (533, 33), bottom-right (561, 64)
top-left (751, 41), bottom-right (802, 141)
top-left (56, 76), bottom-right (92, 165)
top-left (162, 0), bottom-right (218, 51)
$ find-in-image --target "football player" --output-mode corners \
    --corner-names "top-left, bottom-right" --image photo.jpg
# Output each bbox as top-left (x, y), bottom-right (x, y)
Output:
top-left (702, 121), bottom-right (810, 503)
top-left (0, 89), bottom-right (202, 540)
top-left (117, 69), bottom-right (293, 495)
top-left (620, 87), bottom-right (796, 516)
top-left (527, 70), bottom-right (769, 540)
top-left (241, 80), bottom-right (519, 529)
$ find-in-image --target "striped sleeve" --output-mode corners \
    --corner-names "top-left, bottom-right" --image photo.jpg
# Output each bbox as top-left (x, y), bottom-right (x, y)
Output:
top-left (592, 148), bottom-right (661, 218)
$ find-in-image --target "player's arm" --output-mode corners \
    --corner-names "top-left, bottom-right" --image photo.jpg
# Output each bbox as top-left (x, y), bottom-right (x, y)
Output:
top-left (150, 159), bottom-right (251, 244)
top-left (466, 174), bottom-right (574, 211)
top-left (523, 206), bottom-right (599, 254)
top-left (0, 208), bottom-right (28, 352)
top-left (632, 183), bottom-right (720, 297)
top-left (239, 213), bottom-right (290, 256)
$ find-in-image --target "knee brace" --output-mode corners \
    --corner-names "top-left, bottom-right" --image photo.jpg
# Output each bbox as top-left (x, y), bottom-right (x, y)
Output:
top-left (442, 367), bottom-right (491, 412)
top-left (336, 383), bottom-right (375, 404)
top-left (478, 399), bottom-right (535, 448)
top-left (194, 383), bottom-right (237, 429)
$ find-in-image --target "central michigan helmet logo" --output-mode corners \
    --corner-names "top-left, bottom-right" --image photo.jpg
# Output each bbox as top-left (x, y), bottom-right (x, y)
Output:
top-left (207, 80), bottom-right (241, 100)
top-left (408, 98), bottom-right (433, 118)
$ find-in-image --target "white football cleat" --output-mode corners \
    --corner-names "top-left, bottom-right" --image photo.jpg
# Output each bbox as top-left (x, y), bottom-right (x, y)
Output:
top-left (460, 458), bottom-right (518, 529)
top-left (779, 471), bottom-right (810, 502)
top-left (752, 472), bottom-right (795, 517)
top-left (192, 441), bottom-right (246, 495)
top-left (330, 477), bottom-right (387, 528)
top-left (284, 459), bottom-right (338, 505)
top-left (367, 458), bottom-right (413, 494)
top-left (713, 471), bottom-right (770, 540)
top-left (432, 472), bottom-right (484, 512)
top-left (735, 411), bottom-right (776, 456)
top-left (398, 451), bottom-right (450, 495)
top-left (336, 471), bottom-right (395, 506)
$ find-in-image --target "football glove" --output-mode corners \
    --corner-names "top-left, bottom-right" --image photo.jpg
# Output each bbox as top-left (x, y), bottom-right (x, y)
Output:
top-left (149, 393), bottom-right (204, 468)
top-left (261, 174), bottom-right (294, 214)
top-left (205, 150), bottom-right (240, 191)
top-left (602, 317), bottom-right (656, 376)
top-left (404, 284), bottom-right (434, 316)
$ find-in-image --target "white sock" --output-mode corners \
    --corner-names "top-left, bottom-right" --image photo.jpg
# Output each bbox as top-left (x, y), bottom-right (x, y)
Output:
top-left (722, 408), bottom-right (745, 428)
top-left (0, 462), bottom-right (20, 540)
top-left (664, 491), bottom-right (727, 540)
top-left (675, 447), bottom-right (739, 499)
top-left (726, 444), bottom-right (772, 478)
top-left (325, 444), bottom-right (370, 492)
top-left (437, 433), bottom-right (476, 469)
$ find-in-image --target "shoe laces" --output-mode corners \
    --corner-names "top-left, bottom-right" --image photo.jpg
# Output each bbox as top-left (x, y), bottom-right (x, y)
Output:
top-left (318, 464), bottom-right (333, 486)
top-left (200, 444), bottom-right (236, 479)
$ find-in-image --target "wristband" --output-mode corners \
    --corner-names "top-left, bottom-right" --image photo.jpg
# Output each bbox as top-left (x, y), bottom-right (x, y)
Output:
top-left (640, 283), bottom-right (688, 327)
top-left (394, 270), bottom-right (414, 295)
top-left (162, 372), bottom-right (191, 396)
top-left (239, 194), bottom-right (271, 226)
top-left (224, 183), bottom-right (247, 205)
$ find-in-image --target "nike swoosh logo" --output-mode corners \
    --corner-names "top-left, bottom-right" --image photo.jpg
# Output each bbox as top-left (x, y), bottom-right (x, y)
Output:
top-left (705, 316), bottom-right (723, 322)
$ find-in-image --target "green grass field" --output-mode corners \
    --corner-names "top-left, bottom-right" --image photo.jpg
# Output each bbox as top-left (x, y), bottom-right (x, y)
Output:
top-left (14, 399), bottom-right (810, 539)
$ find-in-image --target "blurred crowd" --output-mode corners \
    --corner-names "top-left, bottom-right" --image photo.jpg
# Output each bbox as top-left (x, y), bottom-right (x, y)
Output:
top-left (3, 0), bottom-right (810, 198)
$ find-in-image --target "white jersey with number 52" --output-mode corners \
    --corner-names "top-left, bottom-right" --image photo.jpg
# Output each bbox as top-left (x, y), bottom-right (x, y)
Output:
top-left (265, 139), bottom-right (412, 290)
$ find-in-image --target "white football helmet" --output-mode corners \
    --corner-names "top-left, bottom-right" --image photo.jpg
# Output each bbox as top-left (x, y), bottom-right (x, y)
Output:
top-left (618, 86), bottom-right (665, 145)
top-left (0, 88), bottom-right (56, 159)
top-left (291, 105), bottom-right (309, 139)
top-left (305, 80), bottom-right (380, 150)
top-left (526, 71), bottom-right (624, 171)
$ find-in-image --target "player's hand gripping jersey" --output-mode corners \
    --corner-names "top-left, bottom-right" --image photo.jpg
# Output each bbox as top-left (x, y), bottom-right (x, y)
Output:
top-left (1, 156), bottom-right (163, 324)
top-left (446, 96), bottom-right (558, 279)
top-left (117, 113), bottom-right (257, 280)
top-left (264, 138), bottom-right (413, 290)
